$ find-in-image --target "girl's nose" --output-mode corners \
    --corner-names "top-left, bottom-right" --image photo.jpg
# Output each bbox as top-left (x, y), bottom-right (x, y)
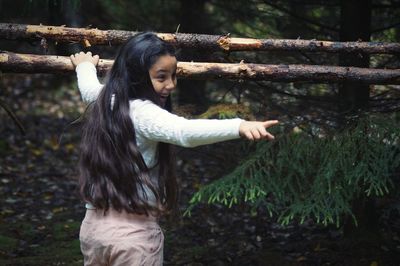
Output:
top-left (166, 79), bottom-right (176, 91)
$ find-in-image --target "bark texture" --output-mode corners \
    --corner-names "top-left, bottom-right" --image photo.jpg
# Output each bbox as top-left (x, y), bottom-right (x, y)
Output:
top-left (1, 52), bottom-right (399, 84)
top-left (1, 23), bottom-right (399, 53)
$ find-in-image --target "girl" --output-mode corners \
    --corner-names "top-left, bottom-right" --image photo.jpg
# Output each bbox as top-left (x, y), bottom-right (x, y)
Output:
top-left (70, 32), bottom-right (278, 266)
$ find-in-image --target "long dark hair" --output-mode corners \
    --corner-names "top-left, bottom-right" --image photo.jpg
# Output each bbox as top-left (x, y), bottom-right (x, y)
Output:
top-left (79, 32), bottom-right (178, 216)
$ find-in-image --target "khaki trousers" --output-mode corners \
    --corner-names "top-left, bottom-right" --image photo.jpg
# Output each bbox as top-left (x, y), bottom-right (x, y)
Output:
top-left (80, 209), bottom-right (164, 266)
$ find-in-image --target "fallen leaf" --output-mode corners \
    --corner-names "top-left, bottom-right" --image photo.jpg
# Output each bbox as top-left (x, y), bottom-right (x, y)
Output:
top-left (31, 148), bottom-right (44, 156)
top-left (297, 256), bottom-right (307, 262)
top-left (65, 143), bottom-right (75, 153)
top-left (52, 207), bottom-right (64, 213)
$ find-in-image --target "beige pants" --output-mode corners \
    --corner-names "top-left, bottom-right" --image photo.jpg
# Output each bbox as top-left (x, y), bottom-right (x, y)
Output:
top-left (80, 209), bottom-right (164, 266)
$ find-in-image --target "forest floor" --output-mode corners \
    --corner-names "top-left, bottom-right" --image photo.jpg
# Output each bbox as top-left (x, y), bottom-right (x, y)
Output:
top-left (1, 115), bottom-right (399, 266)
top-left (0, 79), bottom-right (399, 265)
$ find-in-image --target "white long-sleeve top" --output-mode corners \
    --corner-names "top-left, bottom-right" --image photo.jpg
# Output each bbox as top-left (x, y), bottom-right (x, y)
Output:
top-left (75, 62), bottom-right (243, 207)
top-left (76, 62), bottom-right (243, 167)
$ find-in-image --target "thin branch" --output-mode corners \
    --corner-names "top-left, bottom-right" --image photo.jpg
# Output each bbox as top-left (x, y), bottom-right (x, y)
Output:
top-left (254, 81), bottom-right (337, 103)
top-left (372, 3), bottom-right (400, 9)
top-left (372, 21), bottom-right (400, 33)
top-left (387, 85), bottom-right (400, 92)
top-left (0, 99), bottom-right (26, 135)
top-left (262, 0), bottom-right (339, 32)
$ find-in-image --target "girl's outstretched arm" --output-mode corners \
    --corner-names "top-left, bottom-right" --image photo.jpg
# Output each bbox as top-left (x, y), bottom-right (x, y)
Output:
top-left (132, 100), bottom-right (278, 147)
top-left (70, 52), bottom-right (103, 103)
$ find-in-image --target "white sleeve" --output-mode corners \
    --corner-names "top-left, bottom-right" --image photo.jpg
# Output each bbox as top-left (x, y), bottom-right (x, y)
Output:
top-left (75, 62), bottom-right (104, 103)
top-left (132, 100), bottom-right (243, 148)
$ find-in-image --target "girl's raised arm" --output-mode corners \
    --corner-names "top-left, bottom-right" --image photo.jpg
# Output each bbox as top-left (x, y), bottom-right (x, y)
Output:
top-left (70, 52), bottom-right (103, 103)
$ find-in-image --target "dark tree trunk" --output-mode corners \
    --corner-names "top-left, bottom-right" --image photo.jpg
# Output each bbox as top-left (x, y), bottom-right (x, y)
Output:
top-left (48, 0), bottom-right (82, 56)
top-left (177, 0), bottom-right (208, 108)
top-left (287, 2), bottom-right (308, 39)
top-left (48, 0), bottom-right (67, 55)
top-left (339, 0), bottom-right (371, 114)
top-left (339, 0), bottom-right (380, 239)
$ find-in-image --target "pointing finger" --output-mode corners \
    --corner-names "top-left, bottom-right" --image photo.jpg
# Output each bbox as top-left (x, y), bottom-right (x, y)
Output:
top-left (263, 120), bottom-right (279, 128)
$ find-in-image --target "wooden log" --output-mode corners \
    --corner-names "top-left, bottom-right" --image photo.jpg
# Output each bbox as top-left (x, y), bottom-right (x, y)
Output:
top-left (1, 51), bottom-right (399, 84)
top-left (1, 23), bottom-right (400, 54)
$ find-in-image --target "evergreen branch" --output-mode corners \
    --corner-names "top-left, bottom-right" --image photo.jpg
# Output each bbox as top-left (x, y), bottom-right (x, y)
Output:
top-left (186, 116), bottom-right (399, 227)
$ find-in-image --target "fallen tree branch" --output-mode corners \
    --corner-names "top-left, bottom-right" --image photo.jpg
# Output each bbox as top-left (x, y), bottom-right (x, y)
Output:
top-left (1, 51), bottom-right (399, 84)
top-left (1, 23), bottom-right (400, 54)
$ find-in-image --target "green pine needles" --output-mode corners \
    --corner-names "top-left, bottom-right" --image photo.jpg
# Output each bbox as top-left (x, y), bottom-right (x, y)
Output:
top-left (185, 116), bottom-right (400, 227)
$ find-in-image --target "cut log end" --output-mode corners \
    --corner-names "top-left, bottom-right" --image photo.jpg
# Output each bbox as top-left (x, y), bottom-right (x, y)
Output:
top-left (157, 33), bottom-right (177, 43)
top-left (0, 53), bottom-right (9, 63)
top-left (217, 36), bottom-right (231, 51)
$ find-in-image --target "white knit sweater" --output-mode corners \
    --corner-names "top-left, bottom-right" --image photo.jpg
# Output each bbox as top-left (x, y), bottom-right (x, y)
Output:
top-left (75, 62), bottom-right (243, 206)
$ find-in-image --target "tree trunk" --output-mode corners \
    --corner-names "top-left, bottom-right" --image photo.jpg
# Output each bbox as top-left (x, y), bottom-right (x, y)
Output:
top-left (1, 52), bottom-right (399, 84)
top-left (48, 0), bottom-right (73, 56)
top-left (339, 0), bottom-right (371, 113)
top-left (339, 0), bottom-right (380, 240)
top-left (177, 0), bottom-right (208, 107)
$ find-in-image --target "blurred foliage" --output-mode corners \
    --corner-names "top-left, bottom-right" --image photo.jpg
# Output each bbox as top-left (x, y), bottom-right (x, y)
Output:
top-left (186, 114), bottom-right (400, 227)
top-left (97, 0), bottom-right (180, 31)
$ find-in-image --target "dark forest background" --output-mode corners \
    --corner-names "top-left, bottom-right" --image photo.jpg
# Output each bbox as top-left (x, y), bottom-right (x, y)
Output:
top-left (0, 0), bottom-right (399, 265)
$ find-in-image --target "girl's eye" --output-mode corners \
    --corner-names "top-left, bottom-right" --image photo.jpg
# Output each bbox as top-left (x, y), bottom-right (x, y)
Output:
top-left (157, 76), bottom-right (166, 81)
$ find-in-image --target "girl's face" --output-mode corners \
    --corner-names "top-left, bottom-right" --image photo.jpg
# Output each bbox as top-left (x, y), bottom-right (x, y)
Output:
top-left (149, 54), bottom-right (177, 106)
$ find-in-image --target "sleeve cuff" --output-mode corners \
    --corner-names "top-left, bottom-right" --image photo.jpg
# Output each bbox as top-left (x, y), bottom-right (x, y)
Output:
top-left (232, 118), bottom-right (244, 138)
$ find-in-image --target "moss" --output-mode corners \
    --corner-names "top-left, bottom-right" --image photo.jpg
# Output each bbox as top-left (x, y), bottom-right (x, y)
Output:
top-left (31, 239), bottom-right (82, 264)
top-left (0, 222), bottom-right (35, 255)
top-left (0, 253), bottom-right (83, 266)
top-left (172, 245), bottom-right (211, 264)
top-left (0, 139), bottom-right (9, 156)
top-left (17, 223), bottom-right (36, 239)
top-left (0, 235), bottom-right (18, 251)
top-left (173, 104), bottom-right (201, 118)
top-left (0, 217), bottom-right (83, 264)
top-left (52, 221), bottom-right (80, 241)
top-left (198, 103), bottom-right (255, 120)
